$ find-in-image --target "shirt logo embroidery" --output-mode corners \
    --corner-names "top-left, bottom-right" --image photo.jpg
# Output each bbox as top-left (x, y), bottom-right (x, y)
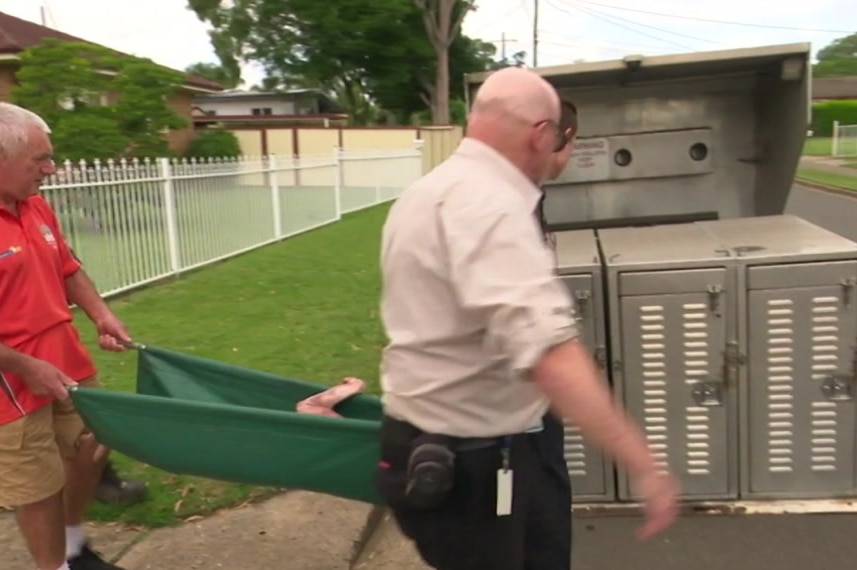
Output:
top-left (39, 224), bottom-right (58, 249)
top-left (0, 246), bottom-right (22, 260)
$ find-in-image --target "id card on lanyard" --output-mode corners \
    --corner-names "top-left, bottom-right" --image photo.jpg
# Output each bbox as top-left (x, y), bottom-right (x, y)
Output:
top-left (497, 435), bottom-right (513, 516)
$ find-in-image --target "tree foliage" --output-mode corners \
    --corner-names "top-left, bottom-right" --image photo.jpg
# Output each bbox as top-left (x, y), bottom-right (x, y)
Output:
top-left (184, 127), bottom-right (243, 158)
top-left (185, 62), bottom-right (239, 88)
top-left (813, 32), bottom-right (857, 78)
top-left (817, 33), bottom-right (857, 62)
top-left (11, 38), bottom-right (188, 161)
top-left (187, 0), bottom-right (497, 125)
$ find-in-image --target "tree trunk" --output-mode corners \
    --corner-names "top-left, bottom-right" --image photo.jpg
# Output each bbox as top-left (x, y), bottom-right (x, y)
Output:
top-left (416, 0), bottom-right (472, 126)
top-left (434, 46), bottom-right (450, 124)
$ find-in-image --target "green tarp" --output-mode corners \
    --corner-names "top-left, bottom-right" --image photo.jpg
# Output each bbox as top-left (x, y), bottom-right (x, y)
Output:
top-left (69, 344), bottom-right (384, 505)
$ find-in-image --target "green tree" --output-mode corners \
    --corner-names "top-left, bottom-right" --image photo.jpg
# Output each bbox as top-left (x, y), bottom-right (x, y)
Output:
top-left (817, 33), bottom-right (857, 61)
top-left (185, 62), bottom-right (238, 88)
top-left (187, 0), bottom-right (495, 124)
top-left (11, 38), bottom-right (188, 160)
top-left (813, 32), bottom-right (857, 78)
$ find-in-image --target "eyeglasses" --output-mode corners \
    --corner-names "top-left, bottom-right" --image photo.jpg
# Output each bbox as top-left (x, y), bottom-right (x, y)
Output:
top-left (534, 120), bottom-right (575, 152)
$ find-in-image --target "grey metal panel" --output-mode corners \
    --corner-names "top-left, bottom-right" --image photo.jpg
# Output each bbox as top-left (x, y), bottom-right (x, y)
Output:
top-left (559, 271), bottom-right (615, 502)
top-left (620, 268), bottom-right (727, 297)
top-left (615, 268), bottom-right (735, 500)
top-left (747, 261), bottom-right (857, 291)
top-left (746, 283), bottom-right (857, 498)
top-left (598, 223), bottom-right (729, 269)
top-left (554, 229), bottom-right (600, 275)
top-left (697, 215), bottom-right (857, 265)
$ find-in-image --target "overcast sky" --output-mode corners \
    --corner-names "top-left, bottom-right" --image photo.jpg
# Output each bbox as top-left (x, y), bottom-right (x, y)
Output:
top-left (2, 0), bottom-right (854, 88)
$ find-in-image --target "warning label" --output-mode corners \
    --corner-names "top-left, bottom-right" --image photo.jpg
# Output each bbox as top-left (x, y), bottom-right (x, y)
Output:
top-left (564, 137), bottom-right (610, 182)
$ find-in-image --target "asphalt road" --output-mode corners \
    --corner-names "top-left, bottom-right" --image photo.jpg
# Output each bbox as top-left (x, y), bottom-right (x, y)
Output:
top-left (572, 182), bottom-right (857, 570)
top-left (785, 184), bottom-right (857, 242)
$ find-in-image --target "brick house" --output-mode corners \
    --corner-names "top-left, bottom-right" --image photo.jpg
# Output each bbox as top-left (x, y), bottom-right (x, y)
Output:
top-left (0, 11), bottom-right (224, 154)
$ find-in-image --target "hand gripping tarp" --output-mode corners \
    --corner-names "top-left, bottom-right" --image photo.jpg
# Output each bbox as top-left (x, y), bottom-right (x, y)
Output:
top-left (68, 343), bottom-right (384, 505)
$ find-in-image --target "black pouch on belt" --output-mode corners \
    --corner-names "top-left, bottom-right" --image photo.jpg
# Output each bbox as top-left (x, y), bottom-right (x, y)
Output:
top-left (404, 433), bottom-right (456, 510)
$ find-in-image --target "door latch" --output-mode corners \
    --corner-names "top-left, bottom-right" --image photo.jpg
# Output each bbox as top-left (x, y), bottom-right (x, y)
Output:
top-left (692, 381), bottom-right (724, 407)
top-left (573, 289), bottom-right (591, 322)
top-left (841, 277), bottom-right (856, 307)
top-left (821, 374), bottom-right (853, 402)
top-left (722, 340), bottom-right (746, 389)
top-left (594, 345), bottom-right (607, 370)
top-left (706, 284), bottom-right (723, 317)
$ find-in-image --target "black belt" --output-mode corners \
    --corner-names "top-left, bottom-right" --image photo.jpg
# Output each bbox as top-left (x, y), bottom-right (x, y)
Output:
top-left (381, 415), bottom-right (515, 453)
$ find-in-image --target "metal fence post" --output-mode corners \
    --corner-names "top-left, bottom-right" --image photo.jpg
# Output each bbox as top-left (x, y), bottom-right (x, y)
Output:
top-left (269, 154), bottom-right (282, 239)
top-left (333, 146), bottom-right (343, 220)
top-left (158, 157), bottom-right (181, 274)
top-left (832, 120), bottom-right (840, 157)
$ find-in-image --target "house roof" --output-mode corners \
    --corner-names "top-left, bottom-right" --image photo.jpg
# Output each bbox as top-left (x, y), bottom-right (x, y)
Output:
top-left (195, 88), bottom-right (347, 114)
top-left (813, 76), bottom-right (857, 100)
top-left (0, 11), bottom-right (223, 92)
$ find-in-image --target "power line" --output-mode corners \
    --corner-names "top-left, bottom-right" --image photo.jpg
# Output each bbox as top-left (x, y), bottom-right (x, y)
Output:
top-left (573, 0), bottom-right (855, 34)
top-left (538, 28), bottom-right (681, 52)
top-left (573, 2), bottom-right (724, 46)
top-left (545, 0), bottom-right (695, 51)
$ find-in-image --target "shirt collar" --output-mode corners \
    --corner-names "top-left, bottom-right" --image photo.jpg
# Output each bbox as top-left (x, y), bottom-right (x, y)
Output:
top-left (453, 137), bottom-right (543, 210)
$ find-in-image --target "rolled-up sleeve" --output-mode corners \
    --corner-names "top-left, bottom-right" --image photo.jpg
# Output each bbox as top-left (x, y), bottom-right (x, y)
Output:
top-left (440, 189), bottom-right (580, 374)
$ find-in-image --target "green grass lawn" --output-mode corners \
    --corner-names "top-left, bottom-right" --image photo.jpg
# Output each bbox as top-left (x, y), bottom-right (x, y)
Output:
top-left (76, 203), bottom-right (391, 527)
top-left (795, 167), bottom-right (857, 192)
top-left (803, 137), bottom-right (832, 156)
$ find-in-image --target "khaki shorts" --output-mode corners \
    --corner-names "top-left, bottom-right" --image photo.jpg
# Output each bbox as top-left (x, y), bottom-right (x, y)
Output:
top-left (0, 377), bottom-right (100, 508)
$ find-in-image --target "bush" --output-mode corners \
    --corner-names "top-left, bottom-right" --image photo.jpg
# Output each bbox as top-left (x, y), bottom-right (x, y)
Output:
top-left (811, 100), bottom-right (857, 137)
top-left (184, 128), bottom-right (243, 159)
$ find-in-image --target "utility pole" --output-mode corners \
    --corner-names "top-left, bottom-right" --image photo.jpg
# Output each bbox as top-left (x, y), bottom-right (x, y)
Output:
top-left (489, 33), bottom-right (518, 61)
top-left (533, 0), bottom-right (539, 67)
top-left (40, 5), bottom-right (47, 26)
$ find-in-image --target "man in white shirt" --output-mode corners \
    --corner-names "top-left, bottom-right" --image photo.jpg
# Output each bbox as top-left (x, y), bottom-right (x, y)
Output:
top-left (376, 66), bottom-right (679, 570)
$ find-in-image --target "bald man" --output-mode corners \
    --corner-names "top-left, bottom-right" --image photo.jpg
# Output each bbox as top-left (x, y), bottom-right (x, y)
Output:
top-left (376, 67), bottom-right (679, 570)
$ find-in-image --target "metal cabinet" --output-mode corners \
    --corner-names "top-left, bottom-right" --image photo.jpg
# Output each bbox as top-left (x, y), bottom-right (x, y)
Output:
top-left (697, 215), bottom-right (857, 499)
top-left (598, 224), bottom-right (739, 501)
top-left (553, 230), bottom-right (614, 502)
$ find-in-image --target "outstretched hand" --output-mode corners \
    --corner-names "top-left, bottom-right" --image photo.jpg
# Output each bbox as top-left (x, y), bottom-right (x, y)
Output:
top-left (95, 313), bottom-right (132, 352)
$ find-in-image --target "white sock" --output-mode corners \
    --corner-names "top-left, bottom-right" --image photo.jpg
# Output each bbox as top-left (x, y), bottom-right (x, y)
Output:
top-left (65, 525), bottom-right (85, 558)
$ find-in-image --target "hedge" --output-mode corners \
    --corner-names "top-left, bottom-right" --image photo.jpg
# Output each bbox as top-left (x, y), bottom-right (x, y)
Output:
top-left (811, 100), bottom-right (857, 137)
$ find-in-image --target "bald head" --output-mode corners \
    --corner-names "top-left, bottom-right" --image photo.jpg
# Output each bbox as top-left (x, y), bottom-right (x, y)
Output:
top-left (470, 67), bottom-right (560, 127)
top-left (466, 67), bottom-right (562, 185)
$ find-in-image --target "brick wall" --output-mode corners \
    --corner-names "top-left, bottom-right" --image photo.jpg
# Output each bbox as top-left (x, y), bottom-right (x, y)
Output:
top-left (0, 64), bottom-right (19, 101)
top-left (166, 90), bottom-right (197, 155)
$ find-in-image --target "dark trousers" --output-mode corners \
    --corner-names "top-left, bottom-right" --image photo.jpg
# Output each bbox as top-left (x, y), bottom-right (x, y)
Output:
top-left (376, 414), bottom-right (572, 570)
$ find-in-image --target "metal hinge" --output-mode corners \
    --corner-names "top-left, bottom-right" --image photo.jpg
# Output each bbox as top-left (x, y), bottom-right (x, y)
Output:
top-left (707, 284), bottom-right (723, 317)
top-left (841, 277), bottom-right (857, 307)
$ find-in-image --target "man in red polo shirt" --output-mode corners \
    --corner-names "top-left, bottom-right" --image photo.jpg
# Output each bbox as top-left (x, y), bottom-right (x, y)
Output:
top-left (0, 102), bottom-right (132, 570)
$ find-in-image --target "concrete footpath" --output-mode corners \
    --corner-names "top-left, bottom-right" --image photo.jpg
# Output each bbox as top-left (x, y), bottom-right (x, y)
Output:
top-left (7, 492), bottom-right (857, 569)
top-left (3, 491), bottom-right (381, 570)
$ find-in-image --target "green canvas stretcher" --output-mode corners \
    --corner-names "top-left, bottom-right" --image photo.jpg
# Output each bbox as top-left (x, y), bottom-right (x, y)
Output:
top-left (68, 343), bottom-right (385, 505)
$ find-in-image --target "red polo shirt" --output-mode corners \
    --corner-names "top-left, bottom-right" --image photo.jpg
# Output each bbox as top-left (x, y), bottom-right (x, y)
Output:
top-left (0, 195), bottom-right (96, 424)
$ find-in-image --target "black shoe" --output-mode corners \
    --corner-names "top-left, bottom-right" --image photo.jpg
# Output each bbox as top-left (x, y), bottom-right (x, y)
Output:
top-left (68, 544), bottom-right (126, 570)
top-left (95, 461), bottom-right (149, 506)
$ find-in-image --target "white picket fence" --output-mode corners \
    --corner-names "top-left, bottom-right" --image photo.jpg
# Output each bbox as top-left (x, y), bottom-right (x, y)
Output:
top-left (40, 145), bottom-right (424, 298)
top-left (832, 120), bottom-right (857, 157)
